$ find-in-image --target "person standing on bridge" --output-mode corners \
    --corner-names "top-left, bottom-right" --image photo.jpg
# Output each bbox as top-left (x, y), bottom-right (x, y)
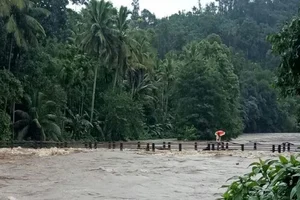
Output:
top-left (215, 130), bottom-right (225, 142)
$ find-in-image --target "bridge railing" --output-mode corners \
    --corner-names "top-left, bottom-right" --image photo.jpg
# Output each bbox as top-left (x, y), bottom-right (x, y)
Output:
top-left (0, 141), bottom-right (297, 153)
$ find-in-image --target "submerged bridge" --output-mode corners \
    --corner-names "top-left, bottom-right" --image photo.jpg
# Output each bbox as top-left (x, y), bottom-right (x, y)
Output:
top-left (0, 140), bottom-right (297, 153)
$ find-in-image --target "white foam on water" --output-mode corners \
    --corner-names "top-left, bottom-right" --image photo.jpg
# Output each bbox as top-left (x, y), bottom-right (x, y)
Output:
top-left (0, 147), bottom-right (92, 158)
top-left (135, 149), bottom-right (297, 159)
top-left (0, 196), bottom-right (17, 200)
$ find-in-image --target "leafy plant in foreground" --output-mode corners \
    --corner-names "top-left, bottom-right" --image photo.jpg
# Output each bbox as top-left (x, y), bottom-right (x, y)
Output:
top-left (222, 155), bottom-right (300, 200)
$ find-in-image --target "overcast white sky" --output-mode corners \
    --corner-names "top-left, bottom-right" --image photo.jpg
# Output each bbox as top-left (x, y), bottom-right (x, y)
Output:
top-left (69, 0), bottom-right (214, 18)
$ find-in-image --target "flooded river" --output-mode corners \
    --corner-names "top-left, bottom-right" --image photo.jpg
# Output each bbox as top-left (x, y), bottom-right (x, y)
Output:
top-left (0, 133), bottom-right (299, 200)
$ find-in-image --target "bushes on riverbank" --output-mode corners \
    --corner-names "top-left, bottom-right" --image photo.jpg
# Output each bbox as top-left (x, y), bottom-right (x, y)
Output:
top-left (222, 155), bottom-right (300, 199)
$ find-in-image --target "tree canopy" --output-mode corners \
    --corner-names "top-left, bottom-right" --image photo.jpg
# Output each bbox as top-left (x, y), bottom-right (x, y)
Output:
top-left (0, 0), bottom-right (299, 142)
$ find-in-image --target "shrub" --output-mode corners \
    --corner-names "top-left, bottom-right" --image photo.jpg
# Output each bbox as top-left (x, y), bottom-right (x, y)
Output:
top-left (99, 90), bottom-right (145, 141)
top-left (222, 155), bottom-right (300, 200)
top-left (176, 125), bottom-right (198, 141)
top-left (0, 111), bottom-right (11, 141)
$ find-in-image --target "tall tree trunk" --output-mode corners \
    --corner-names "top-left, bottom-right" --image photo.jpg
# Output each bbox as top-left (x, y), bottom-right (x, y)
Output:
top-left (11, 101), bottom-right (15, 141)
top-left (90, 65), bottom-right (98, 123)
top-left (8, 37), bottom-right (13, 71)
top-left (131, 72), bottom-right (135, 99)
top-left (164, 96), bottom-right (169, 123)
top-left (3, 98), bottom-right (7, 112)
top-left (113, 67), bottom-right (118, 91)
top-left (161, 88), bottom-right (165, 112)
top-left (80, 87), bottom-right (85, 116)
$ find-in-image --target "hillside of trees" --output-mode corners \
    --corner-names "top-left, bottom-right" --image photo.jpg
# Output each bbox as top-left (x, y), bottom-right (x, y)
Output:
top-left (0, 0), bottom-right (299, 142)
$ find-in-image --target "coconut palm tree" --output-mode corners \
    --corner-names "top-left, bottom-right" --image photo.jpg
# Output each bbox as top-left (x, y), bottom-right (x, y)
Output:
top-left (64, 108), bottom-right (93, 140)
top-left (125, 30), bottom-right (156, 99)
top-left (5, 0), bottom-right (49, 70)
top-left (0, 0), bottom-right (25, 17)
top-left (128, 72), bottom-right (157, 102)
top-left (14, 92), bottom-right (62, 141)
top-left (2, 0), bottom-right (48, 137)
top-left (113, 6), bottom-right (131, 91)
top-left (158, 57), bottom-right (176, 122)
top-left (79, 0), bottom-right (118, 123)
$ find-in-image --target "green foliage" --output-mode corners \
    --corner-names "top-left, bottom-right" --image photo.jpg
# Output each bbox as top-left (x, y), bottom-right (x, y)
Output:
top-left (268, 13), bottom-right (300, 97)
top-left (238, 61), bottom-right (296, 133)
top-left (0, 111), bottom-right (12, 141)
top-left (5, 0), bottom-right (48, 49)
top-left (79, 0), bottom-right (119, 123)
top-left (65, 109), bottom-right (93, 140)
top-left (0, 69), bottom-right (23, 107)
top-left (14, 92), bottom-right (62, 141)
top-left (174, 38), bottom-right (243, 140)
top-left (1, 0), bottom-right (49, 72)
top-left (131, 0), bottom-right (140, 22)
top-left (79, 0), bottom-right (117, 57)
top-left (176, 125), bottom-right (197, 141)
top-left (222, 155), bottom-right (300, 200)
top-left (0, 0), bottom-right (25, 17)
top-left (146, 1), bottom-right (300, 134)
top-left (151, 0), bottom-right (299, 65)
top-left (98, 90), bottom-right (145, 141)
top-left (0, 69), bottom-right (23, 141)
top-left (0, 0), bottom-right (299, 142)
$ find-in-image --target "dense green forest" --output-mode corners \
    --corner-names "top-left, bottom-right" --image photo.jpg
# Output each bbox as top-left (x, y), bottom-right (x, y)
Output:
top-left (0, 0), bottom-right (299, 142)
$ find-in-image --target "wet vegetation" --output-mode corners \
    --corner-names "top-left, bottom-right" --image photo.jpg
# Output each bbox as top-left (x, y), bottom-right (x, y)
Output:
top-left (223, 155), bottom-right (300, 200)
top-left (0, 0), bottom-right (300, 142)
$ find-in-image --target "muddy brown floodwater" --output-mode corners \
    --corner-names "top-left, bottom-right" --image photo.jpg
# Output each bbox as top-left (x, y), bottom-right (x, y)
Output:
top-left (0, 133), bottom-right (300, 200)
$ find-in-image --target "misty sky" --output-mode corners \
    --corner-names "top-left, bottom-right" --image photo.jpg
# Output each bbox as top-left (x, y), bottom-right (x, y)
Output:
top-left (69, 0), bottom-right (214, 18)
